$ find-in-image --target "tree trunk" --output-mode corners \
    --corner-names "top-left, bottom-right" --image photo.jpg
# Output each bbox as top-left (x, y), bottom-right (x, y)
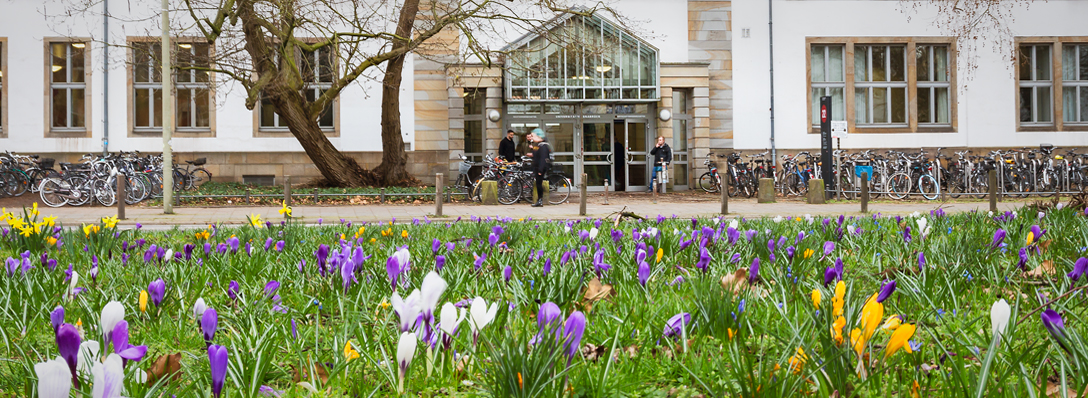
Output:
top-left (269, 89), bottom-right (377, 187)
top-left (373, 0), bottom-right (422, 187)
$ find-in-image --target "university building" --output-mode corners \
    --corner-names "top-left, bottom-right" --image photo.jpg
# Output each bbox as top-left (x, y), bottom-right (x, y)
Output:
top-left (0, 1), bottom-right (1085, 190)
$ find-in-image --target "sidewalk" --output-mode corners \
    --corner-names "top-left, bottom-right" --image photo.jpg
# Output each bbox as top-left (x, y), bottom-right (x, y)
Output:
top-left (25, 197), bottom-right (1029, 227)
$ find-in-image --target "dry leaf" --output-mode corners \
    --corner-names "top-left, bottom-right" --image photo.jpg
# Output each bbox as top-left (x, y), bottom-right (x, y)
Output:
top-left (1025, 260), bottom-right (1057, 278)
top-left (720, 268), bottom-right (750, 295)
top-left (582, 277), bottom-right (615, 303)
top-left (1045, 379), bottom-right (1088, 397)
top-left (291, 362), bottom-right (329, 384)
top-left (147, 352), bottom-right (182, 386)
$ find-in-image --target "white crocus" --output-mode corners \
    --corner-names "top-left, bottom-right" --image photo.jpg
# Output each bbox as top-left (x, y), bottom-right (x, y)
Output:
top-left (847, 225), bottom-right (857, 236)
top-left (99, 301), bottom-right (125, 339)
top-left (391, 291), bottom-right (422, 332)
top-left (66, 271), bottom-right (80, 302)
top-left (564, 225), bottom-right (571, 233)
top-left (418, 272), bottom-right (447, 320)
top-left (645, 227), bottom-right (659, 238)
top-left (439, 302), bottom-right (466, 336)
top-left (35, 357), bottom-right (72, 398)
top-left (192, 298), bottom-right (208, 320)
top-left (468, 297), bottom-right (498, 340)
top-left (713, 217), bottom-right (720, 225)
top-left (1057, 203), bottom-right (1066, 210)
top-left (91, 353), bottom-right (125, 398)
top-left (991, 299), bottom-right (1011, 338)
top-left (589, 227), bottom-right (599, 240)
top-left (77, 340), bottom-right (101, 378)
top-left (1038, 211), bottom-right (1045, 219)
top-left (164, 249), bottom-right (173, 263)
top-left (729, 219), bottom-right (739, 230)
top-left (396, 332), bottom-right (418, 393)
top-left (393, 247), bottom-right (411, 270)
top-left (773, 215), bottom-right (784, 223)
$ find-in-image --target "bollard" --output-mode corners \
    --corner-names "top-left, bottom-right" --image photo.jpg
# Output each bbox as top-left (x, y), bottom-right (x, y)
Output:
top-left (532, 181), bottom-right (551, 205)
top-left (380, 187), bottom-right (386, 204)
top-left (988, 169), bottom-right (998, 212)
top-left (435, 173), bottom-right (444, 217)
top-left (807, 179), bottom-right (826, 204)
top-left (719, 171), bottom-right (728, 215)
top-left (312, 188), bottom-right (318, 204)
top-left (117, 177), bottom-right (127, 220)
top-left (283, 175), bottom-right (292, 207)
top-left (652, 173), bottom-right (658, 204)
top-left (479, 181), bottom-right (499, 205)
top-left (860, 172), bottom-right (869, 214)
top-left (580, 173), bottom-right (588, 216)
top-left (245, 188), bottom-right (251, 204)
top-left (603, 179), bottom-right (609, 205)
top-left (757, 178), bottom-right (776, 203)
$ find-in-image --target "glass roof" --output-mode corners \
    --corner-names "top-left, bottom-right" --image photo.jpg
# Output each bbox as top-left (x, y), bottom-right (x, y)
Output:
top-left (504, 14), bottom-right (659, 102)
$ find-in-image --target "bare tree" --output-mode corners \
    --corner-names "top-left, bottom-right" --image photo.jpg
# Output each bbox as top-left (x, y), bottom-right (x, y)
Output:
top-left (899, 0), bottom-right (1038, 73)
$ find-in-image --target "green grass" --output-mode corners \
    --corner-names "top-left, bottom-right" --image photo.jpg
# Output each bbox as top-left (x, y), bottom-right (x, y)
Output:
top-left (2, 205), bottom-right (1087, 397)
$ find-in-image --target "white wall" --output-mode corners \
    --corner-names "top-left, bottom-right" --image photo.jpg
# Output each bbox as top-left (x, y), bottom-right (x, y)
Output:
top-left (733, 0), bottom-right (1088, 151)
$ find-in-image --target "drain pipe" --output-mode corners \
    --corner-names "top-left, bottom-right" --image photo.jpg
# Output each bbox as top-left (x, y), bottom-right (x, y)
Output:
top-left (767, 0), bottom-right (776, 163)
top-left (101, 0), bottom-right (109, 156)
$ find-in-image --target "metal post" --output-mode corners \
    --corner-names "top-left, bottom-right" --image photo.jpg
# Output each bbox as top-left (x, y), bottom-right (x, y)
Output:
top-left (117, 177), bottom-right (126, 220)
top-left (160, 0), bottom-right (173, 214)
top-left (603, 179), bottom-right (609, 205)
top-left (579, 173), bottom-right (587, 216)
top-left (283, 175), bottom-right (292, 207)
top-left (435, 173), bottom-right (444, 217)
top-left (313, 188), bottom-right (318, 204)
top-left (380, 188), bottom-right (386, 204)
top-left (860, 172), bottom-right (869, 214)
top-left (719, 170), bottom-right (728, 215)
top-left (245, 188), bottom-right (251, 205)
top-left (652, 172), bottom-right (658, 204)
top-left (989, 169), bottom-right (998, 212)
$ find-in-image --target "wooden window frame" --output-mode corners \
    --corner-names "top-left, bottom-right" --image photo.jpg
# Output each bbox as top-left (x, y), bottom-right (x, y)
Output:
top-left (253, 40), bottom-right (340, 138)
top-left (1015, 37), bottom-right (1088, 132)
top-left (44, 38), bottom-right (93, 138)
top-left (125, 37), bottom-right (217, 138)
top-left (0, 38), bottom-right (7, 138)
top-left (806, 37), bottom-right (958, 134)
top-left (462, 87), bottom-right (486, 161)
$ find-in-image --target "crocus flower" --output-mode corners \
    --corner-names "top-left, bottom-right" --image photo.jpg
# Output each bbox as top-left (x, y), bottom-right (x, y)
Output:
top-left (876, 280), bottom-right (896, 303)
top-left (193, 298), bottom-right (208, 320)
top-left (435, 255), bottom-right (446, 272)
top-left (991, 299), bottom-right (1011, 338)
top-left (100, 301), bottom-right (124, 345)
top-left (884, 323), bottom-right (917, 359)
top-left (1068, 257), bottom-right (1088, 282)
top-left (695, 247), bottom-right (711, 273)
top-left (823, 241), bottom-right (835, 257)
top-left (90, 354), bottom-right (124, 398)
top-left (111, 320), bottom-right (148, 361)
top-left (543, 258), bottom-right (552, 276)
top-left (563, 311), bottom-right (587, 358)
top-left (396, 332), bottom-right (418, 386)
top-left (56, 323), bottom-right (81, 387)
top-left (391, 291), bottom-right (422, 332)
top-left (51, 306), bottom-right (65, 333)
top-left (532, 302), bottom-right (563, 345)
top-left (148, 278), bottom-right (166, 307)
top-left (1017, 248), bottom-right (1029, 270)
top-left (208, 344), bottom-right (229, 398)
top-left (1041, 308), bottom-right (1067, 343)
top-left (439, 302), bottom-right (466, 349)
top-left (468, 297), bottom-right (498, 345)
top-left (341, 259), bottom-right (358, 291)
top-left (202, 308), bottom-right (218, 346)
top-left (918, 252), bottom-right (926, 271)
top-left (663, 312), bottom-right (691, 340)
top-left (991, 229), bottom-right (1006, 248)
top-left (473, 252), bottom-right (486, 271)
top-left (638, 259), bottom-right (651, 287)
top-left (228, 281), bottom-right (240, 301)
top-left (748, 258), bottom-right (760, 284)
top-left (274, 241), bottom-right (285, 252)
top-left (35, 357), bottom-right (72, 398)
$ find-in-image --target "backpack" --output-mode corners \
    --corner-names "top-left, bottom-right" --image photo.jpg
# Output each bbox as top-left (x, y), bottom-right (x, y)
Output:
top-left (539, 142), bottom-right (554, 170)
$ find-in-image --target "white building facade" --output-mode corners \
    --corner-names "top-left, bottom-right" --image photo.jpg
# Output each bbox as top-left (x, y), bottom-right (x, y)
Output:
top-left (733, 0), bottom-right (1088, 152)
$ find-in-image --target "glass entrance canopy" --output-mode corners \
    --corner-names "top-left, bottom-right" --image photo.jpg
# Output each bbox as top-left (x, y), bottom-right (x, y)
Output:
top-left (504, 13), bottom-right (659, 102)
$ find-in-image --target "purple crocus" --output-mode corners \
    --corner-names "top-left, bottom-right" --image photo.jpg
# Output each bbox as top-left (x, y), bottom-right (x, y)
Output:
top-left (264, 238), bottom-right (274, 251)
top-left (111, 320), bottom-right (148, 361)
top-left (208, 344), bottom-right (229, 398)
top-left (918, 252), bottom-right (927, 271)
top-left (1017, 248), bottom-right (1029, 270)
top-left (202, 308), bottom-right (218, 346)
top-left (274, 241), bottom-right (285, 252)
top-left (503, 265), bottom-right (513, 283)
top-left (1068, 257), bottom-right (1088, 282)
top-left (786, 246), bottom-right (796, 262)
top-left (432, 239), bottom-right (442, 253)
top-left (228, 281), bottom-right (240, 301)
top-left (727, 227), bottom-right (740, 245)
top-left (264, 280), bottom-right (280, 298)
top-left (227, 237), bottom-right (240, 253)
top-left (991, 229), bottom-right (1007, 248)
top-left (636, 249), bottom-right (651, 286)
top-left (563, 312), bottom-right (587, 358)
top-left (903, 226), bottom-right (912, 243)
top-left (542, 258), bottom-right (552, 276)
top-left (663, 312), bottom-right (691, 340)
top-left (745, 229), bottom-right (758, 242)
top-left (473, 253), bottom-right (486, 271)
top-left (488, 233), bottom-right (500, 247)
top-left (1031, 225), bottom-right (1047, 242)
top-left (531, 302), bottom-right (563, 345)
top-left (1041, 308), bottom-right (1069, 352)
top-left (435, 255), bottom-right (446, 272)
top-left (876, 280), bottom-right (896, 303)
top-left (695, 247), bottom-right (711, 273)
top-left (56, 323), bottom-right (81, 386)
top-left (51, 306), bottom-right (65, 333)
top-left (748, 257), bottom-right (760, 284)
top-left (823, 241), bottom-right (835, 257)
top-left (148, 279), bottom-right (166, 307)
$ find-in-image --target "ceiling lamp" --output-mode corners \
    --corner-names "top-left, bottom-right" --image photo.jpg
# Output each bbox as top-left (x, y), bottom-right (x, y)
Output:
top-left (71, 43), bottom-right (86, 49)
top-left (52, 65), bottom-right (63, 72)
top-left (595, 65), bottom-right (612, 73)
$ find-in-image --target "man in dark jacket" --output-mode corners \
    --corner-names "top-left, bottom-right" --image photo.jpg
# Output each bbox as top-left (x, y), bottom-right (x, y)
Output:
top-left (529, 128), bottom-right (551, 207)
top-left (499, 130), bottom-right (517, 162)
top-left (649, 136), bottom-right (672, 192)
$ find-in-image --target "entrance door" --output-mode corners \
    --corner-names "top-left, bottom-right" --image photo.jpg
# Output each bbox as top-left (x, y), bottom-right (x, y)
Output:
top-left (581, 122), bottom-right (613, 191)
top-left (622, 119), bottom-right (649, 191)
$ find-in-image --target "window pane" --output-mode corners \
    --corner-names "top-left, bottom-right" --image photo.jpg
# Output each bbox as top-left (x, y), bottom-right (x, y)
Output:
top-left (1081, 45), bottom-right (1088, 80)
top-left (464, 120), bottom-right (483, 154)
top-left (71, 88), bottom-right (85, 127)
top-left (639, 44), bottom-right (656, 86)
top-left (52, 89), bottom-right (67, 127)
top-left (891, 86), bottom-right (906, 123)
top-left (811, 87), bottom-right (823, 125)
top-left (1036, 45), bottom-right (1051, 81)
top-left (872, 46), bottom-right (887, 82)
top-left (1081, 87), bottom-right (1088, 122)
top-left (301, 50), bottom-right (316, 83)
top-left (1064, 87), bottom-right (1078, 122)
top-left (195, 88), bottom-right (210, 127)
top-left (318, 89), bottom-right (333, 128)
top-left (854, 46), bottom-right (868, 82)
top-left (830, 87), bottom-right (845, 121)
top-left (319, 48), bottom-right (334, 83)
top-left (936, 87), bottom-right (950, 124)
top-left (135, 89), bottom-right (150, 127)
top-left (195, 43), bottom-right (210, 82)
top-left (811, 46), bottom-right (826, 82)
top-left (153, 89), bottom-right (163, 127)
top-left (916, 46), bottom-right (930, 82)
top-left (177, 88), bottom-right (192, 127)
top-left (260, 97), bottom-right (277, 127)
top-left (918, 87), bottom-right (932, 123)
top-left (934, 46), bottom-right (948, 82)
top-left (890, 46), bottom-right (905, 82)
top-left (673, 119), bottom-right (687, 151)
top-left (70, 44), bottom-right (85, 83)
top-left (829, 45), bottom-right (844, 82)
top-left (673, 90), bottom-right (688, 114)
top-left (1019, 87), bottom-right (1034, 122)
top-left (855, 88), bottom-right (869, 124)
top-left (151, 43), bottom-right (162, 82)
top-left (1063, 45), bottom-right (1076, 81)
top-left (873, 87), bottom-right (888, 123)
top-left (177, 46), bottom-right (192, 83)
top-left (1036, 86), bottom-right (1051, 122)
top-left (464, 89), bottom-right (485, 115)
top-left (1019, 46), bottom-right (1032, 81)
top-left (51, 44), bottom-right (66, 83)
top-left (134, 45), bottom-right (150, 83)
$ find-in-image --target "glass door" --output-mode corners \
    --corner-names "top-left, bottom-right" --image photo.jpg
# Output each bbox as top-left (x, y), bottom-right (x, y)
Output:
top-left (581, 122), bottom-right (614, 191)
top-left (624, 119), bottom-right (649, 191)
top-left (544, 122), bottom-right (576, 180)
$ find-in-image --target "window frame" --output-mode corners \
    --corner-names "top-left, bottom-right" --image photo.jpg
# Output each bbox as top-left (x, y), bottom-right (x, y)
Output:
top-left (1063, 44), bottom-right (1088, 126)
top-left (0, 38), bottom-right (7, 138)
top-left (462, 87), bottom-right (486, 162)
top-left (916, 44), bottom-right (953, 127)
top-left (254, 41), bottom-right (339, 137)
top-left (1016, 37), bottom-right (1088, 132)
top-left (44, 38), bottom-right (93, 138)
top-left (126, 37), bottom-right (217, 138)
top-left (806, 37), bottom-right (958, 134)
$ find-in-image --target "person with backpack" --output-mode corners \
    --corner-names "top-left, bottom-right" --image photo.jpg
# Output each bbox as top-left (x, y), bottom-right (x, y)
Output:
top-left (649, 136), bottom-right (672, 193)
top-left (528, 128), bottom-right (552, 207)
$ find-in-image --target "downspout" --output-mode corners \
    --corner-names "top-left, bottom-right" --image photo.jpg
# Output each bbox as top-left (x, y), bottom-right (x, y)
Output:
top-left (102, 0), bottom-right (109, 156)
top-left (768, 0), bottom-right (776, 162)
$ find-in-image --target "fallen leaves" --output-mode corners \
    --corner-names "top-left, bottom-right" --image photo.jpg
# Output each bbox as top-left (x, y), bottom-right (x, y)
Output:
top-left (580, 277), bottom-right (615, 311)
top-left (1025, 260), bottom-right (1057, 279)
top-left (147, 352), bottom-right (182, 386)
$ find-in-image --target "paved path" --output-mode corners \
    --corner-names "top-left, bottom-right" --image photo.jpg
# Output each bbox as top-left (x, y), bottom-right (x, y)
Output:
top-left (19, 197), bottom-right (1029, 227)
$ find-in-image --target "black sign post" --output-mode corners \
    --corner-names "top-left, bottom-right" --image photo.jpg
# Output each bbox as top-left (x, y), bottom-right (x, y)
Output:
top-left (819, 96), bottom-right (834, 198)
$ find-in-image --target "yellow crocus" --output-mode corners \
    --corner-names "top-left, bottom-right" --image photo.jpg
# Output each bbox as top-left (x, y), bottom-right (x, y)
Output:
top-left (656, 248), bottom-right (664, 263)
top-left (344, 341), bottom-right (360, 362)
top-left (850, 328), bottom-right (864, 356)
top-left (46, 236), bottom-right (58, 246)
top-left (911, 380), bottom-right (921, 398)
top-left (831, 316), bottom-right (846, 345)
top-left (43, 215), bottom-right (57, 227)
top-left (832, 280), bottom-right (846, 318)
top-left (370, 238), bottom-right (377, 243)
top-left (803, 248), bottom-right (814, 259)
top-left (882, 315), bottom-right (902, 331)
top-left (139, 290), bottom-right (149, 313)
top-left (884, 323), bottom-right (917, 359)
top-left (249, 214), bottom-right (262, 227)
top-left (102, 216), bottom-right (119, 229)
top-left (727, 328), bottom-right (735, 340)
top-left (788, 347), bottom-right (808, 374)
top-left (811, 289), bottom-right (822, 309)
top-left (860, 295), bottom-right (884, 343)
top-left (340, 234), bottom-right (346, 241)
top-left (401, 230), bottom-right (408, 238)
top-left (1026, 231), bottom-right (1034, 246)
top-left (82, 224), bottom-right (94, 237)
top-left (30, 202), bottom-right (39, 217)
top-left (279, 201), bottom-right (292, 217)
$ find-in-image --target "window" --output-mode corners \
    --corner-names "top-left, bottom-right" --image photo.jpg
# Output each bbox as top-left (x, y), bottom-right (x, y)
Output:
top-left (49, 41), bottom-right (89, 133)
top-left (807, 38), bottom-right (957, 133)
top-left (671, 89), bottom-right (691, 187)
top-left (917, 45), bottom-right (951, 125)
top-left (0, 40), bottom-right (6, 137)
top-left (463, 88), bottom-right (485, 161)
top-left (1062, 44), bottom-right (1088, 124)
top-left (810, 45), bottom-right (845, 125)
top-left (131, 40), bottom-right (213, 134)
top-left (1019, 44), bottom-right (1053, 125)
top-left (259, 46), bottom-right (335, 132)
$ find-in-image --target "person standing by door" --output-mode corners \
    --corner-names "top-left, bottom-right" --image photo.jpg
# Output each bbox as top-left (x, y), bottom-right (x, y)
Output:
top-left (649, 136), bottom-right (672, 192)
top-left (499, 130), bottom-right (518, 163)
top-left (528, 128), bottom-right (551, 207)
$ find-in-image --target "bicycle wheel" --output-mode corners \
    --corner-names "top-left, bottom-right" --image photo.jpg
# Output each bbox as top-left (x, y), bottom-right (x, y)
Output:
top-left (452, 174), bottom-right (471, 200)
top-left (838, 173), bottom-right (856, 200)
top-left (125, 176), bottom-right (148, 205)
top-left (189, 168), bottom-right (213, 189)
top-left (866, 171), bottom-right (882, 200)
top-left (66, 176), bottom-right (92, 206)
top-left (94, 179), bottom-right (117, 207)
top-left (1038, 170), bottom-right (1058, 197)
top-left (0, 171), bottom-right (16, 197)
top-left (918, 175), bottom-right (939, 200)
top-left (6, 170), bottom-right (29, 197)
top-left (38, 178), bottom-right (70, 207)
top-left (173, 169), bottom-right (187, 191)
top-left (784, 173), bottom-right (804, 196)
top-left (888, 173), bottom-right (912, 200)
top-left (497, 175), bottom-right (521, 205)
top-left (698, 172), bottom-right (719, 193)
top-left (547, 174), bottom-right (572, 204)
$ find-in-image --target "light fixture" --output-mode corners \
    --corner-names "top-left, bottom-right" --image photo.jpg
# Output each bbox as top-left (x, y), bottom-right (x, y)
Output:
top-left (572, 75), bottom-right (589, 80)
top-left (595, 65), bottom-right (612, 73)
top-left (71, 42), bottom-right (85, 49)
top-left (487, 109), bottom-right (501, 122)
top-left (178, 43), bottom-right (192, 49)
top-left (51, 65), bottom-right (63, 73)
top-left (659, 109), bottom-right (672, 122)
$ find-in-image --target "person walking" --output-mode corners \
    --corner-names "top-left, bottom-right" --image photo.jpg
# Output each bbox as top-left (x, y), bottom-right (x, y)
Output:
top-left (649, 136), bottom-right (671, 193)
top-left (528, 128), bottom-right (552, 207)
top-left (499, 130), bottom-right (517, 163)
